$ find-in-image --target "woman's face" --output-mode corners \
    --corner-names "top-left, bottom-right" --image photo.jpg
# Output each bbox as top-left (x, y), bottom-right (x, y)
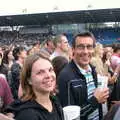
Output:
top-left (98, 46), bottom-right (104, 58)
top-left (8, 51), bottom-right (14, 60)
top-left (30, 58), bottom-right (56, 94)
top-left (19, 50), bottom-right (27, 59)
top-left (106, 51), bottom-right (112, 59)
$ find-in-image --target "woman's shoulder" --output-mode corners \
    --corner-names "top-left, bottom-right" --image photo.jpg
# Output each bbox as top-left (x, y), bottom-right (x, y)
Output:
top-left (15, 100), bottom-right (41, 119)
top-left (15, 108), bottom-right (39, 120)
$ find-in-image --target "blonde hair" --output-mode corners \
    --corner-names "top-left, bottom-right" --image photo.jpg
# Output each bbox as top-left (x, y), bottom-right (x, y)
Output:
top-left (92, 42), bottom-right (103, 57)
top-left (91, 43), bottom-right (108, 75)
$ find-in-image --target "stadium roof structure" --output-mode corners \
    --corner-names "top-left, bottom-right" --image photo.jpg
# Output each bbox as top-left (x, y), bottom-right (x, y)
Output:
top-left (0, 8), bottom-right (120, 26)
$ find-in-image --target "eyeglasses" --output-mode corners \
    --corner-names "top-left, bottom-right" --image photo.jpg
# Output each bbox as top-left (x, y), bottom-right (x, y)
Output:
top-left (75, 44), bottom-right (94, 50)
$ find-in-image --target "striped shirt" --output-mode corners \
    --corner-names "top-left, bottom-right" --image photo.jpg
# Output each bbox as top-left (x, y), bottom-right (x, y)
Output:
top-left (78, 65), bottom-right (99, 120)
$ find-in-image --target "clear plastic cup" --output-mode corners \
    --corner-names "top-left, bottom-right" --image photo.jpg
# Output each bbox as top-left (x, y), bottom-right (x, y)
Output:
top-left (63, 105), bottom-right (80, 120)
top-left (97, 74), bottom-right (108, 88)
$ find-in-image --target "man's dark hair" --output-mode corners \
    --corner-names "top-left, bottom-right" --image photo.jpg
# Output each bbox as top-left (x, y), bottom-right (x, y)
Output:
top-left (46, 36), bottom-right (54, 46)
top-left (13, 46), bottom-right (25, 60)
top-left (72, 31), bottom-right (96, 48)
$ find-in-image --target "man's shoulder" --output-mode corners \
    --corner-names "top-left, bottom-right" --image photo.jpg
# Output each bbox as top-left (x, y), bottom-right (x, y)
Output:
top-left (59, 62), bottom-right (73, 74)
top-left (57, 61), bottom-right (77, 81)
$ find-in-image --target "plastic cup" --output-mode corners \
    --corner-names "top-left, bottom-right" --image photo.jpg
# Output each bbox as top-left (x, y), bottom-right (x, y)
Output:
top-left (97, 74), bottom-right (108, 88)
top-left (63, 105), bottom-right (80, 120)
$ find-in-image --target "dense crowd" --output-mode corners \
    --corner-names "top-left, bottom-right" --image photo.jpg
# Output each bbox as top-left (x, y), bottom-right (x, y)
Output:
top-left (0, 31), bottom-right (119, 120)
top-left (0, 31), bottom-right (51, 46)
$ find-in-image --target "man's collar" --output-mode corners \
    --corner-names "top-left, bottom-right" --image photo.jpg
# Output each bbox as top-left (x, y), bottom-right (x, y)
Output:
top-left (73, 60), bottom-right (92, 74)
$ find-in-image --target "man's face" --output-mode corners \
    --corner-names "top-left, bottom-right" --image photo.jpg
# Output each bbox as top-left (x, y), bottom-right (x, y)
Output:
top-left (60, 36), bottom-right (69, 52)
top-left (72, 36), bottom-right (94, 69)
top-left (48, 41), bottom-right (55, 51)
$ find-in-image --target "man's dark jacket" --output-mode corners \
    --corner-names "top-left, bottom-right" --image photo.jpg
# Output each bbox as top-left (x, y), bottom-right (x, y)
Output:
top-left (57, 60), bottom-right (103, 120)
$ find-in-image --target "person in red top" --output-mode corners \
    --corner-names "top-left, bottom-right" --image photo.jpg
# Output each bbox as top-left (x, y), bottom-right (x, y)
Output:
top-left (111, 43), bottom-right (120, 71)
top-left (0, 77), bottom-right (13, 113)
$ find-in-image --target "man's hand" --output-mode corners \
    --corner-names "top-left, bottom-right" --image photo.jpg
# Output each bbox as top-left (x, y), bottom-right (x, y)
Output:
top-left (94, 87), bottom-right (109, 103)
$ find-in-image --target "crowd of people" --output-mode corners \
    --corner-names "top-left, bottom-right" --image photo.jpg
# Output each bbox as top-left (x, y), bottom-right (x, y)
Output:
top-left (0, 31), bottom-right (119, 120)
top-left (0, 31), bottom-right (51, 46)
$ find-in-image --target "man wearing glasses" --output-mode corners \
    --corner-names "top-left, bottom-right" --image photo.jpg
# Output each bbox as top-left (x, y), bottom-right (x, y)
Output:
top-left (57, 32), bottom-right (109, 120)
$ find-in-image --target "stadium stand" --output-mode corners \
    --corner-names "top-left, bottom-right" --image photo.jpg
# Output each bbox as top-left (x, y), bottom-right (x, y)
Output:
top-left (0, 8), bottom-right (120, 45)
top-left (90, 28), bottom-right (120, 44)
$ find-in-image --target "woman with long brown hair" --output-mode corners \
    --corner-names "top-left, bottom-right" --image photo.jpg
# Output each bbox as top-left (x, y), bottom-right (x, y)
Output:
top-left (6, 52), bottom-right (64, 120)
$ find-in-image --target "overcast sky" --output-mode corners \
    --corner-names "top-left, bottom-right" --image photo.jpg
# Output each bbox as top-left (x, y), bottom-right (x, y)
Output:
top-left (0, 0), bottom-right (120, 15)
